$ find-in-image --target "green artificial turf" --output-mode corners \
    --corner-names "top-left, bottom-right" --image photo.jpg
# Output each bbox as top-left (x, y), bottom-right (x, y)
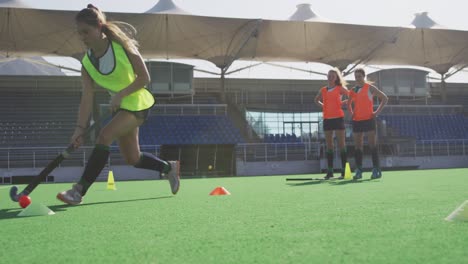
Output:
top-left (1, 168), bottom-right (467, 263)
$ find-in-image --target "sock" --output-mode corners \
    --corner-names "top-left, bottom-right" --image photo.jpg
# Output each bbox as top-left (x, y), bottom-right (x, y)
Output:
top-left (371, 147), bottom-right (380, 169)
top-left (340, 148), bottom-right (347, 176)
top-left (78, 144), bottom-right (110, 196)
top-left (326, 149), bottom-right (333, 173)
top-left (134, 152), bottom-right (170, 173)
top-left (355, 149), bottom-right (363, 170)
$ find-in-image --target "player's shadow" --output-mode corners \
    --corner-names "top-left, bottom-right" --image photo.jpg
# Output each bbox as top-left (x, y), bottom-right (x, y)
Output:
top-left (0, 196), bottom-right (173, 220)
top-left (288, 178), bottom-right (380, 187)
top-left (0, 209), bottom-right (23, 220)
top-left (49, 196), bottom-right (173, 211)
top-left (329, 179), bottom-right (376, 185)
top-left (287, 180), bottom-right (328, 186)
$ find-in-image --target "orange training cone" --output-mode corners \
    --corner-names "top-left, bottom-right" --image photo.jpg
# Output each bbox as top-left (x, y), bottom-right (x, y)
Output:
top-left (209, 186), bottom-right (231, 196)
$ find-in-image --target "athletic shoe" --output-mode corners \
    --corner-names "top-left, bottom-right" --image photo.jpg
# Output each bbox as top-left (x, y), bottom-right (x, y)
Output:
top-left (353, 168), bottom-right (363, 180)
top-left (323, 171), bottom-right (334, 180)
top-left (163, 160), bottom-right (180, 194)
top-left (57, 184), bottom-right (83, 205)
top-left (371, 168), bottom-right (382, 179)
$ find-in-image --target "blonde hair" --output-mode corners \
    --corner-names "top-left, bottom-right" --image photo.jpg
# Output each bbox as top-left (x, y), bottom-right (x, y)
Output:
top-left (329, 67), bottom-right (347, 86)
top-left (76, 4), bottom-right (139, 53)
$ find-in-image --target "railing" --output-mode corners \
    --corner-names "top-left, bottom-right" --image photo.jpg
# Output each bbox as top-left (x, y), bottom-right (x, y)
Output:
top-left (396, 139), bottom-right (468, 157)
top-left (0, 145), bottom-right (161, 169)
top-left (225, 90), bottom-right (316, 108)
top-left (1, 140), bottom-right (467, 169)
top-left (152, 104), bottom-right (227, 115)
top-left (382, 105), bottom-right (464, 115)
top-left (236, 142), bottom-right (321, 162)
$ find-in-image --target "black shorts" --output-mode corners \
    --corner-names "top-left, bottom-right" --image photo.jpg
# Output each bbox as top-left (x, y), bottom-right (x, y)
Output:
top-left (113, 108), bottom-right (151, 123)
top-left (323, 117), bottom-right (345, 131)
top-left (352, 118), bottom-right (376, 133)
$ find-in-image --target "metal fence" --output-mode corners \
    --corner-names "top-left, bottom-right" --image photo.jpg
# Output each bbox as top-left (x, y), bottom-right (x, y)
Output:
top-left (152, 104), bottom-right (227, 115)
top-left (235, 142), bottom-right (321, 162)
top-left (0, 145), bottom-right (161, 169)
top-left (1, 140), bottom-right (467, 169)
top-left (397, 139), bottom-right (468, 157)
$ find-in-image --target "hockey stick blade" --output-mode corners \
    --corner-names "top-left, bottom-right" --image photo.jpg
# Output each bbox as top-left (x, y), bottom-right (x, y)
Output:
top-left (11, 119), bottom-right (100, 202)
top-left (9, 186), bottom-right (19, 202)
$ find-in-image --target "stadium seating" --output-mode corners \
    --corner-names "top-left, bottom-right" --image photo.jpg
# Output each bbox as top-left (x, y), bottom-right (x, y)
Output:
top-left (379, 114), bottom-right (468, 140)
top-left (0, 88), bottom-right (245, 147)
top-left (139, 115), bottom-right (245, 145)
top-left (0, 91), bottom-right (80, 147)
top-left (263, 133), bottom-right (301, 143)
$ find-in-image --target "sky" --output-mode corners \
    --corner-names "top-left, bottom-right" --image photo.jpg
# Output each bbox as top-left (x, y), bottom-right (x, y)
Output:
top-left (11, 0), bottom-right (468, 81)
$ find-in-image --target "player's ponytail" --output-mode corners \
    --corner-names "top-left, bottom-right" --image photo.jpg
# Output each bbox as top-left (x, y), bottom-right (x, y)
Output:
top-left (76, 5), bottom-right (139, 53)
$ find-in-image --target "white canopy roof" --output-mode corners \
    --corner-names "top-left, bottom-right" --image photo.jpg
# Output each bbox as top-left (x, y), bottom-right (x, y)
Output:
top-left (0, 6), bottom-right (467, 74)
top-left (145, 0), bottom-right (189, 15)
top-left (288, 3), bottom-right (329, 22)
top-left (0, 55), bottom-right (65, 75)
top-left (410, 12), bottom-right (443, 29)
top-left (0, 0), bottom-right (29, 8)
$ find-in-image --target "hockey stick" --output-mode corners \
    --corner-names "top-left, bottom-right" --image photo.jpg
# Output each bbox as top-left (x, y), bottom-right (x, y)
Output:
top-left (9, 121), bottom-right (98, 202)
top-left (286, 177), bottom-right (343, 181)
top-left (286, 177), bottom-right (328, 181)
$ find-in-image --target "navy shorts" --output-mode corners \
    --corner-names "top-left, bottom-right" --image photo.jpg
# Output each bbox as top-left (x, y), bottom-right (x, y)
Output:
top-left (352, 118), bottom-right (376, 133)
top-left (113, 108), bottom-right (151, 123)
top-left (323, 117), bottom-right (345, 131)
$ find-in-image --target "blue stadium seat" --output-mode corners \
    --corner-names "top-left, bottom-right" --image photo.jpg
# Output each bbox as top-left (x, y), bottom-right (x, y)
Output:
top-left (379, 114), bottom-right (468, 140)
top-left (139, 115), bottom-right (245, 145)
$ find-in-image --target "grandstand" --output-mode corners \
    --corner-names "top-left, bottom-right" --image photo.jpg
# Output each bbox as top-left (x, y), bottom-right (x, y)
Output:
top-left (1, 63), bottom-right (468, 183)
top-left (140, 114), bottom-right (244, 145)
top-left (380, 113), bottom-right (468, 140)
